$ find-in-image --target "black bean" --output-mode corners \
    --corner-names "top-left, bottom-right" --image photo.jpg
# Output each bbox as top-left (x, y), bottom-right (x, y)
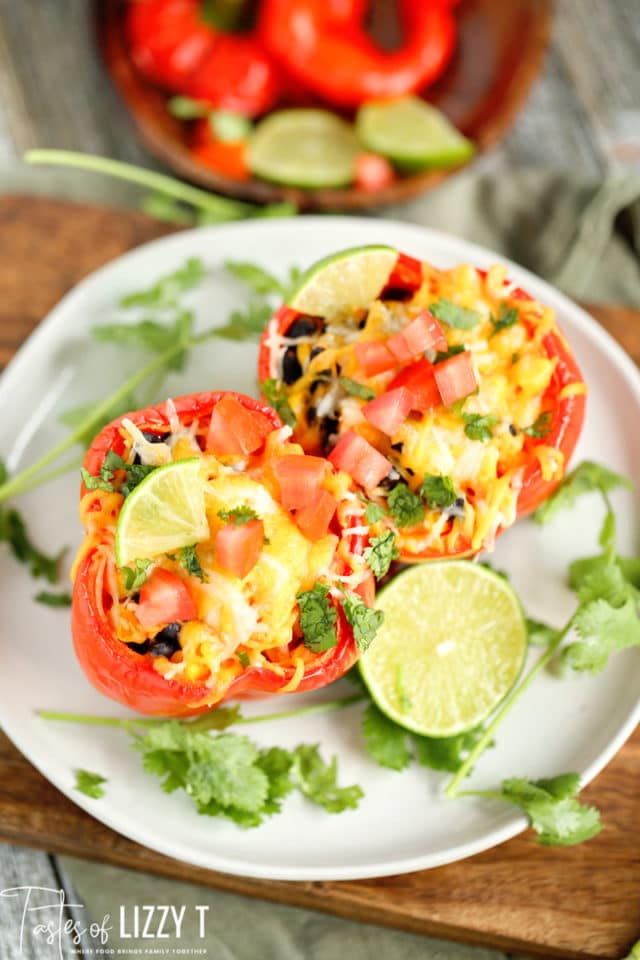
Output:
top-left (455, 496), bottom-right (465, 508)
top-left (126, 640), bottom-right (150, 655)
top-left (287, 316), bottom-right (324, 338)
top-left (282, 346), bottom-right (303, 384)
top-left (382, 287), bottom-right (413, 302)
top-left (150, 622), bottom-right (182, 658)
top-left (391, 442), bottom-right (404, 452)
top-left (379, 468), bottom-right (402, 491)
top-left (307, 405), bottom-right (317, 424)
top-left (508, 423), bottom-right (518, 436)
top-left (309, 345), bottom-right (326, 361)
top-left (142, 431), bottom-right (170, 443)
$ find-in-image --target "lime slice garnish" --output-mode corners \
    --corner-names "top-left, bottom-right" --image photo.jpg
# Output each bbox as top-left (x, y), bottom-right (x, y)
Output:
top-left (247, 109), bottom-right (359, 188)
top-left (287, 245), bottom-right (399, 316)
top-left (359, 561), bottom-right (527, 737)
top-left (115, 458), bottom-right (209, 567)
top-left (356, 97), bottom-right (475, 173)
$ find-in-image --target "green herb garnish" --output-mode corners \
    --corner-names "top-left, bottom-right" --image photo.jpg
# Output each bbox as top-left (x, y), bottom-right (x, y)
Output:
top-left (261, 378), bottom-right (296, 427)
top-left (387, 483), bottom-right (425, 528)
top-left (461, 412), bottom-right (499, 443)
top-left (340, 377), bottom-right (375, 401)
top-left (419, 473), bottom-right (457, 510)
top-left (429, 299), bottom-right (481, 330)
top-left (364, 530), bottom-right (399, 579)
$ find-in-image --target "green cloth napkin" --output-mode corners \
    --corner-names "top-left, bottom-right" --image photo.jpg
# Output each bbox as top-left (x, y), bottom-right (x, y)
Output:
top-left (6, 161), bottom-right (638, 958)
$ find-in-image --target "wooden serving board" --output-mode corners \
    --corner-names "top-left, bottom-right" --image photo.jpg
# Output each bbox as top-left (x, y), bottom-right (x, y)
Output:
top-left (0, 195), bottom-right (639, 960)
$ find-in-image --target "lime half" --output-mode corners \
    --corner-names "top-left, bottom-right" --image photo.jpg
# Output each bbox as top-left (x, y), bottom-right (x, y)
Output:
top-left (287, 245), bottom-right (399, 317)
top-left (247, 109), bottom-right (359, 188)
top-left (356, 97), bottom-right (475, 173)
top-left (359, 561), bottom-right (527, 737)
top-left (115, 458), bottom-right (209, 567)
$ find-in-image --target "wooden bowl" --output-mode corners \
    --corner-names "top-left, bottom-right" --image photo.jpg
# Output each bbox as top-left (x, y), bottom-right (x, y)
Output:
top-left (95, 0), bottom-right (553, 211)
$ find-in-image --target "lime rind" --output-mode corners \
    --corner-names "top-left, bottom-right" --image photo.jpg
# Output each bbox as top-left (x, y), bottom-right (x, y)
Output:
top-left (115, 458), bottom-right (209, 567)
top-left (359, 561), bottom-right (527, 738)
top-left (287, 245), bottom-right (399, 317)
top-left (356, 97), bottom-right (475, 174)
top-left (247, 109), bottom-right (359, 189)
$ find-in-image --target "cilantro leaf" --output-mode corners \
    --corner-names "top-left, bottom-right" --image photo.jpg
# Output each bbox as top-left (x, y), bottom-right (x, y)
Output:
top-left (290, 744), bottom-right (363, 813)
top-left (217, 505), bottom-right (260, 525)
top-left (75, 769), bottom-right (107, 799)
top-left (296, 584), bottom-right (337, 652)
top-left (237, 650), bottom-right (250, 668)
top-left (82, 451), bottom-right (155, 498)
top-left (120, 258), bottom-right (206, 310)
top-left (364, 530), bottom-right (399, 579)
top-left (489, 302), bottom-right (519, 337)
top-left (255, 746), bottom-right (294, 816)
top-left (429, 298), bottom-right (482, 330)
top-left (362, 703), bottom-right (412, 771)
top-left (167, 96), bottom-right (210, 119)
top-left (523, 411), bottom-right (553, 439)
top-left (419, 473), bottom-right (457, 510)
top-left (120, 559), bottom-right (153, 592)
top-left (340, 593), bottom-right (384, 652)
top-left (462, 412), bottom-right (499, 443)
top-left (433, 344), bottom-right (466, 364)
top-left (340, 377), bottom-right (375, 401)
top-left (0, 506), bottom-right (64, 583)
top-left (225, 261), bottom-right (286, 297)
top-left (92, 311), bottom-right (193, 371)
top-left (525, 616), bottom-right (559, 647)
top-left (357, 494), bottom-right (387, 524)
top-left (412, 727), bottom-right (484, 773)
top-left (172, 544), bottom-right (208, 582)
top-left (34, 590), bottom-right (72, 607)
top-left (215, 301), bottom-right (273, 341)
top-left (387, 483), bottom-right (425, 528)
top-left (565, 597), bottom-right (640, 674)
top-left (500, 775), bottom-right (602, 846)
top-left (534, 460), bottom-right (632, 526)
top-left (261, 378), bottom-right (296, 427)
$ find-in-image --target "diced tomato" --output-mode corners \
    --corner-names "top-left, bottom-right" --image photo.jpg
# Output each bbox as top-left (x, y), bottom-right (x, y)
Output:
top-left (294, 488), bottom-right (338, 540)
top-left (354, 339), bottom-right (397, 377)
top-left (272, 455), bottom-right (328, 511)
top-left (207, 395), bottom-right (273, 455)
top-left (434, 352), bottom-right (477, 406)
top-left (216, 519), bottom-right (264, 578)
top-left (382, 252), bottom-right (423, 297)
top-left (354, 568), bottom-right (376, 607)
top-left (136, 568), bottom-right (197, 628)
top-left (362, 387), bottom-right (413, 436)
top-left (328, 431), bottom-right (392, 490)
top-left (387, 310), bottom-right (447, 362)
top-left (354, 153), bottom-right (396, 192)
top-left (191, 140), bottom-right (250, 181)
top-left (388, 358), bottom-right (440, 411)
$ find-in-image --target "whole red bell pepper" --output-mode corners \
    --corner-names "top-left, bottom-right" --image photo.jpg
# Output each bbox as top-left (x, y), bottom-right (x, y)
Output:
top-left (72, 391), bottom-right (364, 716)
top-left (258, 252), bottom-right (586, 562)
top-left (126, 0), bottom-right (280, 116)
top-left (257, 0), bottom-right (456, 108)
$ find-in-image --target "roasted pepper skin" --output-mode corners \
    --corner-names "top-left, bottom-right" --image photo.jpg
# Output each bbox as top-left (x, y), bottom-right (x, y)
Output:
top-left (73, 391), bottom-right (359, 717)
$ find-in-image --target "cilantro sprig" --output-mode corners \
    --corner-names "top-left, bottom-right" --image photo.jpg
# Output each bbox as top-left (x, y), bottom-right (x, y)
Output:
top-left (462, 412), bottom-right (499, 443)
top-left (387, 483), bottom-right (425, 528)
top-left (75, 769), bottom-right (108, 799)
top-left (489, 302), bottom-right (519, 337)
top-left (81, 450), bottom-right (156, 498)
top-left (217, 505), bottom-right (260, 525)
top-left (419, 473), bottom-right (457, 510)
top-left (364, 530), bottom-right (399, 579)
top-left (297, 583), bottom-right (384, 652)
top-left (261, 378), bottom-right (296, 427)
top-left (429, 299), bottom-right (482, 330)
top-left (340, 377), bottom-right (375, 402)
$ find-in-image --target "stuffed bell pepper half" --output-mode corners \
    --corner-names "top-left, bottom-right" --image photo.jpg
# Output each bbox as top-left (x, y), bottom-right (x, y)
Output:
top-left (258, 247), bottom-right (586, 563)
top-left (71, 391), bottom-right (379, 716)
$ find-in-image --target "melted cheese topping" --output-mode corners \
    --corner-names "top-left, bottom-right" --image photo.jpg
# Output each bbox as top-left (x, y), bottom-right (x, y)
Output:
top-left (276, 261), bottom-right (586, 556)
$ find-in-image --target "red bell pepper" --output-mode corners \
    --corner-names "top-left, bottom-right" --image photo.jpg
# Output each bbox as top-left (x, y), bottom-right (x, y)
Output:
top-left (257, 251), bottom-right (587, 562)
top-left (126, 0), bottom-right (280, 116)
top-left (258, 0), bottom-right (456, 108)
top-left (72, 391), bottom-right (367, 717)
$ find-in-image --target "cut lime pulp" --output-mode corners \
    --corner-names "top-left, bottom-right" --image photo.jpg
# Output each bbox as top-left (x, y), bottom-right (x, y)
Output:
top-left (287, 245), bottom-right (399, 317)
top-left (359, 561), bottom-right (527, 737)
top-left (247, 109), bottom-right (359, 188)
top-left (356, 97), bottom-right (475, 173)
top-left (115, 458), bottom-right (209, 567)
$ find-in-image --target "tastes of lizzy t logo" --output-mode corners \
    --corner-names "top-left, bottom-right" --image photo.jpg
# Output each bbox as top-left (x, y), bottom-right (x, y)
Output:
top-left (0, 886), bottom-right (210, 958)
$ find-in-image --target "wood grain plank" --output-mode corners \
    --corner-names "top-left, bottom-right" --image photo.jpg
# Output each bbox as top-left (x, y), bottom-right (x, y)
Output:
top-left (0, 196), bottom-right (638, 960)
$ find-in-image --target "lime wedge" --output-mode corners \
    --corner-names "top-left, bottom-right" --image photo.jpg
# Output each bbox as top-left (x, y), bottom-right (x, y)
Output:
top-left (287, 245), bottom-right (399, 316)
top-left (356, 97), bottom-right (475, 173)
top-left (359, 562), bottom-right (527, 737)
top-left (247, 109), bottom-right (359, 188)
top-left (115, 458), bottom-right (209, 567)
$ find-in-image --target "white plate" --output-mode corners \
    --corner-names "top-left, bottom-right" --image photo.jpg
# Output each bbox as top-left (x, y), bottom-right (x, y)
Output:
top-left (0, 218), bottom-right (638, 881)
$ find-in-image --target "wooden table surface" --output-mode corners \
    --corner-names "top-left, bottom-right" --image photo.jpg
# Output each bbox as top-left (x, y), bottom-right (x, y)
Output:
top-left (0, 3), bottom-right (638, 959)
